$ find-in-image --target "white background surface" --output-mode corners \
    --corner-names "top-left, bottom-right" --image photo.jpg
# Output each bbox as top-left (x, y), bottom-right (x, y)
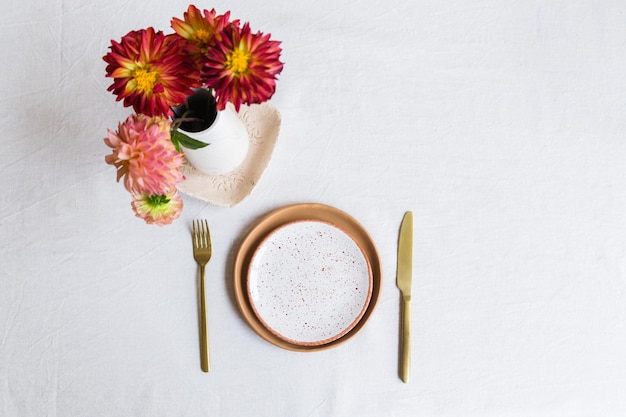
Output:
top-left (2, 0), bottom-right (626, 415)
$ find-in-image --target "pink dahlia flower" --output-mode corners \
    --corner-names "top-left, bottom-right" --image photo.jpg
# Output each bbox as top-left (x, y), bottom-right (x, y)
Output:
top-left (131, 190), bottom-right (183, 226)
top-left (104, 114), bottom-right (184, 195)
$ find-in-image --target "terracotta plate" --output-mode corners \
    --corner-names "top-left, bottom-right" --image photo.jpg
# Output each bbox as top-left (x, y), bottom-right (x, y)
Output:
top-left (233, 203), bottom-right (382, 351)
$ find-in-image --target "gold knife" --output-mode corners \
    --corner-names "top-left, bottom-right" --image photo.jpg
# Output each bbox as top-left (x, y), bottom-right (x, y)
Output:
top-left (396, 211), bottom-right (413, 383)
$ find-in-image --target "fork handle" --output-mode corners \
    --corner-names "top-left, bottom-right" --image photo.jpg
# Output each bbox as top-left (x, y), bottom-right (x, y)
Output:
top-left (199, 265), bottom-right (210, 372)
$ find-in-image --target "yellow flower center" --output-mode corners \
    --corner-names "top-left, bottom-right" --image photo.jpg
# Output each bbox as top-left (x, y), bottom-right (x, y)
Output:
top-left (191, 29), bottom-right (212, 47)
top-left (226, 48), bottom-right (251, 75)
top-left (132, 67), bottom-right (158, 93)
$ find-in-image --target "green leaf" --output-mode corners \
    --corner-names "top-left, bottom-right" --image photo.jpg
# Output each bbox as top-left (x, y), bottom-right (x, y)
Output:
top-left (171, 130), bottom-right (210, 151)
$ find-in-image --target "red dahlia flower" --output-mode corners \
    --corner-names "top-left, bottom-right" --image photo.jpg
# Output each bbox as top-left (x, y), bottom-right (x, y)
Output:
top-left (103, 27), bottom-right (200, 117)
top-left (171, 5), bottom-right (238, 62)
top-left (202, 23), bottom-right (284, 111)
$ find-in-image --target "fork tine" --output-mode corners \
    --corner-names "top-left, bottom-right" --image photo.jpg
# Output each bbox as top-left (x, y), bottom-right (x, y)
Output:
top-left (203, 219), bottom-right (211, 248)
top-left (198, 220), bottom-right (204, 247)
top-left (192, 219), bottom-right (211, 249)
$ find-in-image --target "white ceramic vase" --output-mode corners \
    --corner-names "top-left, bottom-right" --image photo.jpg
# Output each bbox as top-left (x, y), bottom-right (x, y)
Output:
top-left (179, 104), bottom-right (250, 175)
top-left (172, 88), bottom-right (249, 176)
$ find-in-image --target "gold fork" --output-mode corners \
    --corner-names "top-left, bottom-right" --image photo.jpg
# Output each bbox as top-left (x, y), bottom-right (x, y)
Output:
top-left (192, 219), bottom-right (212, 372)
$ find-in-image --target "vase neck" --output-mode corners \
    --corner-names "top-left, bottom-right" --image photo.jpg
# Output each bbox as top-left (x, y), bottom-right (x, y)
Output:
top-left (171, 88), bottom-right (218, 132)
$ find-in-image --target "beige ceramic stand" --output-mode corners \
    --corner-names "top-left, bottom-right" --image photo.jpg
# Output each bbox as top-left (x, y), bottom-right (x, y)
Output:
top-left (177, 102), bottom-right (281, 207)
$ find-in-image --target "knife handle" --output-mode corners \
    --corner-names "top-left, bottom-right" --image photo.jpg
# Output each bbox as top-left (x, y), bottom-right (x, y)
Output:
top-left (400, 297), bottom-right (411, 383)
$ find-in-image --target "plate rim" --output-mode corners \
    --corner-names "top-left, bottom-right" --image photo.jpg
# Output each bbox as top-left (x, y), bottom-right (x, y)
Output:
top-left (233, 203), bottom-right (382, 352)
top-left (246, 219), bottom-right (374, 346)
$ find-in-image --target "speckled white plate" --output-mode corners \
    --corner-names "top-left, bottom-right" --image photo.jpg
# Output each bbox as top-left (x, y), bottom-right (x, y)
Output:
top-left (177, 102), bottom-right (281, 207)
top-left (233, 203), bottom-right (382, 352)
top-left (247, 220), bottom-right (373, 346)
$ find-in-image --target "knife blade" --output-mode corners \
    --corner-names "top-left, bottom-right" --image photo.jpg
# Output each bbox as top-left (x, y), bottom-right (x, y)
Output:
top-left (396, 211), bottom-right (413, 383)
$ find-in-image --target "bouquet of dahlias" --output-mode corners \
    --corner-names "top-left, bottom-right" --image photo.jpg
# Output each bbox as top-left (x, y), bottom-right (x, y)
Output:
top-left (103, 5), bottom-right (283, 225)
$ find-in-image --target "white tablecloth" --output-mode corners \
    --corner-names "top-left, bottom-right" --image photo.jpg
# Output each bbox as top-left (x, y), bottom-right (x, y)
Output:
top-left (2, 0), bottom-right (626, 415)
